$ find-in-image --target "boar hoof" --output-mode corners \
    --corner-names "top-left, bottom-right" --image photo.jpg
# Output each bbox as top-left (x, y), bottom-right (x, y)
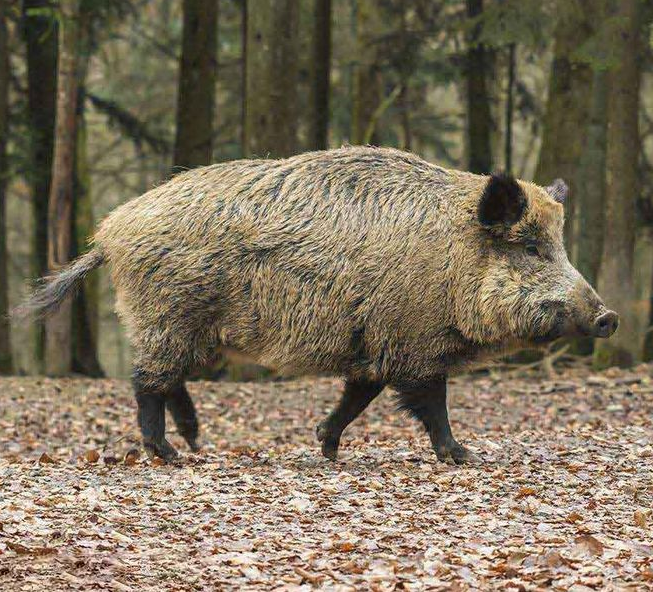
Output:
top-left (143, 437), bottom-right (180, 463)
top-left (435, 441), bottom-right (479, 465)
top-left (316, 422), bottom-right (340, 461)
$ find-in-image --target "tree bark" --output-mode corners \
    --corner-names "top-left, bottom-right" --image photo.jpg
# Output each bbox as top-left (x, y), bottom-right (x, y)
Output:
top-left (465, 0), bottom-right (492, 174)
top-left (576, 70), bottom-right (607, 288)
top-left (504, 43), bottom-right (515, 174)
top-left (308, 0), bottom-right (331, 150)
top-left (244, 0), bottom-right (299, 158)
top-left (72, 84), bottom-right (103, 377)
top-left (0, 0), bottom-right (12, 374)
top-left (45, 0), bottom-right (81, 376)
top-left (594, 0), bottom-right (642, 369)
top-left (173, 0), bottom-right (218, 170)
top-left (534, 0), bottom-right (594, 253)
top-left (23, 0), bottom-right (58, 372)
top-left (351, 0), bottom-right (381, 146)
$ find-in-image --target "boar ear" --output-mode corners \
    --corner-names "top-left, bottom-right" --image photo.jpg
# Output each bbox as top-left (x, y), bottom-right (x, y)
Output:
top-left (546, 178), bottom-right (568, 204)
top-left (478, 172), bottom-right (526, 229)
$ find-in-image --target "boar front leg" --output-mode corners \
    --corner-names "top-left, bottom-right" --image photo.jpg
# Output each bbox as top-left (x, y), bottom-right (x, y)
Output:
top-left (316, 379), bottom-right (384, 460)
top-left (397, 376), bottom-right (477, 464)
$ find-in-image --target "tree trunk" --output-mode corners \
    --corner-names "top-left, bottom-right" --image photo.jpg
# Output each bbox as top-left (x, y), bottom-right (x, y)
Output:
top-left (504, 43), bottom-right (515, 174)
top-left (244, 0), bottom-right (299, 158)
top-left (23, 0), bottom-right (58, 372)
top-left (594, 0), bottom-right (642, 369)
top-left (0, 0), bottom-right (11, 374)
top-left (308, 0), bottom-right (331, 150)
top-left (576, 70), bottom-right (607, 288)
top-left (72, 85), bottom-right (103, 377)
top-left (534, 0), bottom-right (594, 253)
top-left (173, 0), bottom-right (218, 170)
top-left (45, 0), bottom-right (81, 376)
top-left (351, 0), bottom-right (382, 145)
top-left (465, 0), bottom-right (492, 174)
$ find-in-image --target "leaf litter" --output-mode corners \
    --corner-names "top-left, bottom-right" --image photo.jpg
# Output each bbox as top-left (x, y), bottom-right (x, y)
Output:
top-left (0, 362), bottom-right (651, 590)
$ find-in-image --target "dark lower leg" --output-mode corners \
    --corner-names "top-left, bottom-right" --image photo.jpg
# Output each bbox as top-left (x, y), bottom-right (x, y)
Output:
top-left (397, 376), bottom-right (471, 464)
top-left (133, 369), bottom-right (179, 461)
top-left (316, 379), bottom-right (384, 460)
top-left (166, 384), bottom-right (200, 451)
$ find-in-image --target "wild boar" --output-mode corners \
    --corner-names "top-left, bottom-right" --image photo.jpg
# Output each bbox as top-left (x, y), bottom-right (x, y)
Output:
top-left (18, 146), bottom-right (619, 463)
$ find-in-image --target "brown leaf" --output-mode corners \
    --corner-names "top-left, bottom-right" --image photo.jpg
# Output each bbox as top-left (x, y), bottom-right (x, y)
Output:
top-left (151, 457), bottom-right (166, 467)
top-left (634, 510), bottom-right (648, 529)
top-left (573, 535), bottom-right (604, 557)
top-left (85, 449), bottom-right (100, 464)
top-left (567, 511), bottom-right (583, 524)
top-left (38, 452), bottom-right (56, 464)
top-left (516, 486), bottom-right (537, 499)
top-left (124, 448), bottom-right (140, 466)
top-left (294, 566), bottom-right (323, 584)
top-left (7, 542), bottom-right (57, 556)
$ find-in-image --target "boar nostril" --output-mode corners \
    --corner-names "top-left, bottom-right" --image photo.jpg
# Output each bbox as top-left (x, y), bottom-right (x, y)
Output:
top-left (593, 311), bottom-right (619, 338)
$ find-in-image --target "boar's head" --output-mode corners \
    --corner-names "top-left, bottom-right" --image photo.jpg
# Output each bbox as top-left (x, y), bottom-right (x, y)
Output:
top-left (456, 172), bottom-right (618, 345)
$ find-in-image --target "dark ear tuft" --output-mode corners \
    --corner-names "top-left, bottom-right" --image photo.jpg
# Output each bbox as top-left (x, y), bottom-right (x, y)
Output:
top-left (545, 178), bottom-right (568, 204)
top-left (478, 172), bottom-right (526, 228)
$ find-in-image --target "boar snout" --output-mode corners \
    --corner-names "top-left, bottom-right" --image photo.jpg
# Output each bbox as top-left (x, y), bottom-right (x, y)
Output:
top-left (591, 310), bottom-right (619, 338)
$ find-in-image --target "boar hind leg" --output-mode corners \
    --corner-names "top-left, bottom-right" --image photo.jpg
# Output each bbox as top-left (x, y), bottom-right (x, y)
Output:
top-left (397, 376), bottom-right (476, 465)
top-left (316, 379), bottom-right (384, 460)
top-left (165, 384), bottom-right (200, 452)
top-left (132, 368), bottom-right (182, 462)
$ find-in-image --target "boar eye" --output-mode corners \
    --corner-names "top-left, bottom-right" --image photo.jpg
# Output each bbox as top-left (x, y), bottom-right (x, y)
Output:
top-left (525, 243), bottom-right (540, 257)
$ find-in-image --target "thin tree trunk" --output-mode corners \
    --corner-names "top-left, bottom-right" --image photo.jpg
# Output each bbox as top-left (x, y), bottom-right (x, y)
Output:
top-left (72, 85), bottom-right (103, 377)
top-left (504, 43), bottom-right (515, 174)
top-left (23, 0), bottom-right (58, 372)
top-left (173, 0), bottom-right (218, 170)
top-left (594, 0), bottom-right (642, 369)
top-left (465, 0), bottom-right (492, 173)
top-left (351, 0), bottom-right (382, 145)
top-left (398, 0), bottom-right (411, 151)
top-left (308, 0), bottom-right (331, 150)
top-left (244, 0), bottom-right (299, 158)
top-left (45, 0), bottom-right (81, 376)
top-left (534, 0), bottom-right (594, 253)
top-left (240, 0), bottom-right (247, 155)
top-left (0, 0), bottom-right (11, 374)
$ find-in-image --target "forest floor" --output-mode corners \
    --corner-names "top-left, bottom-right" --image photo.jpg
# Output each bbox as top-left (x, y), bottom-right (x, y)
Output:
top-left (0, 364), bottom-right (652, 591)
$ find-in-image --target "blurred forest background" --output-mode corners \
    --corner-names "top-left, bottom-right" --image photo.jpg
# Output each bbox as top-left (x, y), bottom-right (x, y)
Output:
top-left (0, 0), bottom-right (652, 379)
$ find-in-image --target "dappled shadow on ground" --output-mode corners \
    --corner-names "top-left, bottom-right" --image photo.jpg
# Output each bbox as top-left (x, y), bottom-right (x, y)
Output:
top-left (0, 365), bottom-right (651, 590)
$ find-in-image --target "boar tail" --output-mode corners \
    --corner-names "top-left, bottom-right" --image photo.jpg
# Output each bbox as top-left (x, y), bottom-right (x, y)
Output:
top-left (13, 248), bottom-right (106, 320)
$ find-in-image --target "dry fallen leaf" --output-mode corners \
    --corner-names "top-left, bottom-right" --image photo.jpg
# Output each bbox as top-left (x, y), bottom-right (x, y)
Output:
top-left (124, 448), bottom-right (140, 466)
top-left (573, 534), bottom-right (604, 557)
top-left (85, 449), bottom-right (100, 464)
top-left (634, 510), bottom-right (648, 529)
top-left (515, 486), bottom-right (537, 499)
top-left (38, 452), bottom-right (56, 464)
top-left (567, 511), bottom-right (583, 523)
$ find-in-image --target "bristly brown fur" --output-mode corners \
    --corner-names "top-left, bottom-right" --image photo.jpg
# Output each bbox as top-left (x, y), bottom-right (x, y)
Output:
top-left (19, 146), bottom-right (606, 391)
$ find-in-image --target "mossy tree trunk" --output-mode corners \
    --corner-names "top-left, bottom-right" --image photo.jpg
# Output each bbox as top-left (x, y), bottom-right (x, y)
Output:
top-left (594, 0), bottom-right (642, 369)
top-left (244, 0), bottom-right (299, 158)
top-left (465, 0), bottom-right (492, 174)
top-left (45, 0), bottom-right (81, 376)
top-left (534, 0), bottom-right (594, 254)
top-left (23, 0), bottom-right (58, 372)
top-left (0, 0), bottom-right (11, 374)
top-left (173, 0), bottom-right (218, 170)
